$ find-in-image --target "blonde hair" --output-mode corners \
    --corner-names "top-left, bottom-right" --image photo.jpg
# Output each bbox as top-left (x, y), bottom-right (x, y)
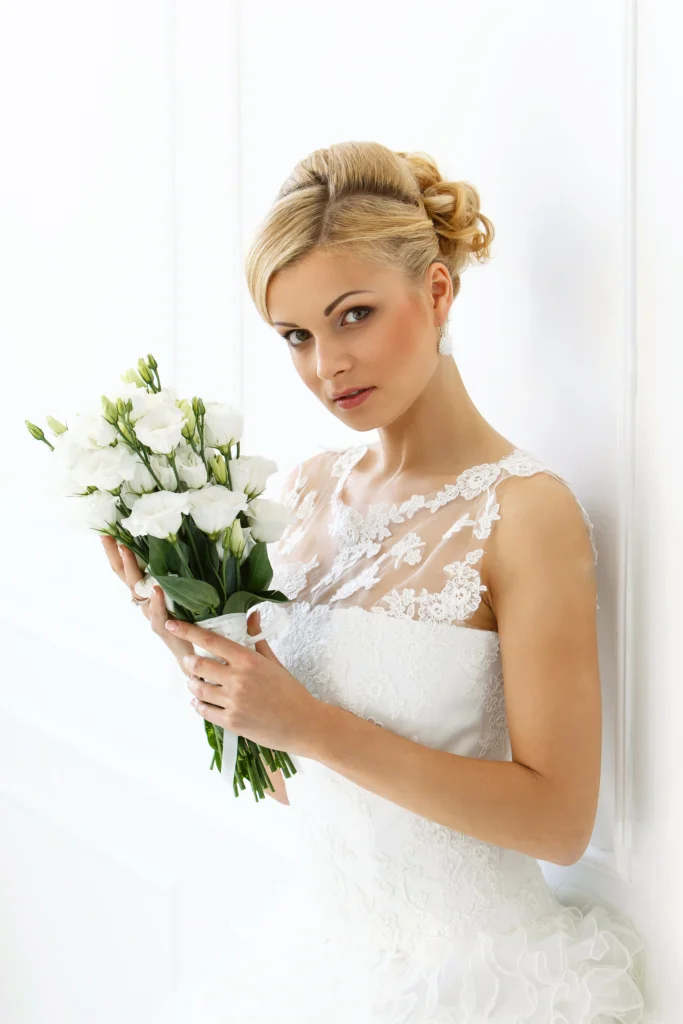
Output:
top-left (245, 141), bottom-right (495, 326)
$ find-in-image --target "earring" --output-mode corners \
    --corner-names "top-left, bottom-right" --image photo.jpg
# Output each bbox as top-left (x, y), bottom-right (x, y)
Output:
top-left (438, 321), bottom-right (453, 356)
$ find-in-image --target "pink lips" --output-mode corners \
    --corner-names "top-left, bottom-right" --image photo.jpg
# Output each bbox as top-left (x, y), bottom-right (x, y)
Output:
top-left (334, 387), bottom-right (376, 409)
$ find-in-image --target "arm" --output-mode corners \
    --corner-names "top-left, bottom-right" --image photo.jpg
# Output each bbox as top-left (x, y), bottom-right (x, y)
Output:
top-left (304, 474), bottom-right (602, 866)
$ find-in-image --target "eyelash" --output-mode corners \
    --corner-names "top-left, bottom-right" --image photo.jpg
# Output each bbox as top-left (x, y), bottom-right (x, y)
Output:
top-left (283, 305), bottom-right (374, 347)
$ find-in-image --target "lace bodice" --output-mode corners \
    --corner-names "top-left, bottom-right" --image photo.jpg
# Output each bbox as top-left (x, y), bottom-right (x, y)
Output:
top-left (271, 443), bottom-right (598, 633)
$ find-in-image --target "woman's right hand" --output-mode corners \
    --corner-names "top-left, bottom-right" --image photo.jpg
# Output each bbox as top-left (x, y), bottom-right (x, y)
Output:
top-left (101, 535), bottom-right (288, 803)
top-left (100, 535), bottom-right (194, 673)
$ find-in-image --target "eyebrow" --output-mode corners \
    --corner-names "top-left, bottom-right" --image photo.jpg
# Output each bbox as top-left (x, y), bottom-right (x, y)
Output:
top-left (273, 290), bottom-right (375, 328)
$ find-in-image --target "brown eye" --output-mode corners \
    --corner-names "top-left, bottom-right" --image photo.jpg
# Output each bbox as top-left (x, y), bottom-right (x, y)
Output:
top-left (283, 328), bottom-right (311, 347)
top-left (342, 305), bottom-right (373, 326)
top-left (282, 305), bottom-right (373, 348)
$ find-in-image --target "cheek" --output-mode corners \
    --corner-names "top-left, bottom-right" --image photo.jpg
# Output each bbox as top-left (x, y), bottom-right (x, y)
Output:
top-left (380, 304), bottom-right (427, 369)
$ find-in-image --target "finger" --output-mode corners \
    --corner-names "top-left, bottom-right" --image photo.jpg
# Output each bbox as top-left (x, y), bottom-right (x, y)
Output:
top-left (164, 619), bottom-right (251, 665)
top-left (148, 584), bottom-right (169, 626)
top-left (187, 673), bottom-right (226, 708)
top-left (147, 588), bottom-right (194, 661)
top-left (181, 652), bottom-right (229, 684)
top-left (245, 608), bottom-right (271, 659)
top-left (189, 694), bottom-right (223, 726)
top-left (119, 543), bottom-right (144, 592)
top-left (100, 535), bottom-right (127, 584)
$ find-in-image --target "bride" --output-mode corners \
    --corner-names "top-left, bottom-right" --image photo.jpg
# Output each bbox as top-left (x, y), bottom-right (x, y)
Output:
top-left (104, 141), bottom-right (648, 1021)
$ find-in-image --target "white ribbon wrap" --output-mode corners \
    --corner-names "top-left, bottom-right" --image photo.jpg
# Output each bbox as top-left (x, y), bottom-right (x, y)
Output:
top-left (190, 603), bottom-right (291, 788)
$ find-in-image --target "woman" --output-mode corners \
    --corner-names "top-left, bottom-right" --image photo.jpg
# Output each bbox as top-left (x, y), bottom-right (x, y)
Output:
top-left (105, 142), bottom-right (648, 1021)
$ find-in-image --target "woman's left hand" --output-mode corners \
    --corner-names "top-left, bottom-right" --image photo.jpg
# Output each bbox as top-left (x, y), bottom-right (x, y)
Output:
top-left (166, 609), bottom-right (324, 757)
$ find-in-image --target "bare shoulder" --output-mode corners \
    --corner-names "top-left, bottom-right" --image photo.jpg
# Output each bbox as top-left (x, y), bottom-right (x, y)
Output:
top-left (483, 468), bottom-right (598, 620)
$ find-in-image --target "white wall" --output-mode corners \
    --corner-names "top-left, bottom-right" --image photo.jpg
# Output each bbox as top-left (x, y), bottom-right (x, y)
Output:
top-left (0, 0), bottom-right (677, 1020)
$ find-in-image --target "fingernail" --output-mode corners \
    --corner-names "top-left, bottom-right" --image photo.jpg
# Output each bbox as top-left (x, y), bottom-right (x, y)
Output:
top-left (165, 620), bottom-right (179, 631)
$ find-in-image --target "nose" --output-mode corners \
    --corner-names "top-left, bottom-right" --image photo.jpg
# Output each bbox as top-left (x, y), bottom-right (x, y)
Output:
top-left (314, 335), bottom-right (352, 382)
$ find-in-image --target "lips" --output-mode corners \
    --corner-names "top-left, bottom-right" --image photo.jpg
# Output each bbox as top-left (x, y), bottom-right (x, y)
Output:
top-left (333, 387), bottom-right (373, 401)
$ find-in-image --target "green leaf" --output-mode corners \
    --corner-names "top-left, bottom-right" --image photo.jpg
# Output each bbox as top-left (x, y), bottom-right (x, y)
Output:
top-left (221, 590), bottom-right (262, 615)
top-left (254, 588), bottom-right (290, 604)
top-left (174, 539), bottom-right (193, 578)
top-left (147, 536), bottom-right (172, 577)
top-left (204, 719), bottom-right (219, 752)
top-left (154, 575), bottom-right (221, 614)
top-left (182, 516), bottom-right (212, 576)
top-left (241, 542), bottom-right (272, 593)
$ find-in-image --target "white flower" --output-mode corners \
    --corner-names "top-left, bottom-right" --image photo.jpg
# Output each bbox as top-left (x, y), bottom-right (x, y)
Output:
top-left (75, 490), bottom-right (121, 530)
top-left (126, 458), bottom-right (157, 495)
top-left (245, 497), bottom-right (297, 543)
top-left (188, 485), bottom-right (249, 536)
top-left (67, 403), bottom-right (118, 450)
top-left (202, 402), bottom-right (243, 451)
top-left (227, 455), bottom-right (278, 499)
top-left (70, 442), bottom-right (140, 491)
top-left (119, 458), bottom-right (157, 508)
top-left (120, 490), bottom-right (193, 539)
top-left (175, 445), bottom-right (209, 488)
top-left (133, 402), bottom-right (186, 455)
top-left (149, 453), bottom-right (178, 490)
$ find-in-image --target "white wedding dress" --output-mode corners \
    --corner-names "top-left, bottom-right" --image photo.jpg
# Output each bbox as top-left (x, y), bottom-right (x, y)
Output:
top-left (171, 443), bottom-right (648, 1023)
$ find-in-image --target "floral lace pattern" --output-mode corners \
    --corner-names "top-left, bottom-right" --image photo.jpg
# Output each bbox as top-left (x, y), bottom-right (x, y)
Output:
top-left (275, 444), bottom-right (600, 629)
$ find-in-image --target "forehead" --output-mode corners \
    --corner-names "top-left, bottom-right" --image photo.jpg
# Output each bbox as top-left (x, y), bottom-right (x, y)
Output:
top-left (266, 253), bottom-right (406, 322)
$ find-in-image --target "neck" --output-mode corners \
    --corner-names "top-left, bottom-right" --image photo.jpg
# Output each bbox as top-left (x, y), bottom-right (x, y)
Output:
top-left (372, 358), bottom-right (510, 483)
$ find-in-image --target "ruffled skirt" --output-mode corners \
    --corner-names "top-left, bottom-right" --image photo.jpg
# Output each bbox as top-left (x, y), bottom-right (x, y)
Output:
top-left (158, 882), bottom-right (647, 1023)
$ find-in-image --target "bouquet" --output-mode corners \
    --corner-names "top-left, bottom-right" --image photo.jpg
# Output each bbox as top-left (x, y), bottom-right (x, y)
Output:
top-left (25, 353), bottom-right (299, 801)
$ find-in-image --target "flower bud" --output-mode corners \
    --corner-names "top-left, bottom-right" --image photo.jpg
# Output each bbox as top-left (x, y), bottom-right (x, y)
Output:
top-left (228, 519), bottom-right (245, 560)
top-left (46, 415), bottom-right (68, 435)
top-left (137, 358), bottom-right (154, 384)
top-left (210, 454), bottom-right (228, 485)
top-left (117, 420), bottom-right (136, 444)
top-left (146, 352), bottom-right (158, 371)
top-left (25, 420), bottom-right (46, 441)
top-left (100, 396), bottom-right (118, 425)
top-left (120, 368), bottom-right (146, 388)
top-left (177, 399), bottom-right (196, 438)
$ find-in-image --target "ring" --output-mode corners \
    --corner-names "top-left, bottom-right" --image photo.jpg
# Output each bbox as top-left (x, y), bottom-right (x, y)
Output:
top-left (131, 594), bottom-right (150, 605)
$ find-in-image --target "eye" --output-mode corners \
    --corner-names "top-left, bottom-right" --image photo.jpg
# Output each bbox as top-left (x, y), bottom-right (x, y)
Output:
top-left (283, 305), bottom-right (374, 348)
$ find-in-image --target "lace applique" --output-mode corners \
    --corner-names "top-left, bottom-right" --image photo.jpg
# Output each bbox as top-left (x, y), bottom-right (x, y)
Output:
top-left (370, 548), bottom-right (488, 626)
top-left (278, 466), bottom-right (319, 556)
top-left (271, 556), bottom-right (320, 601)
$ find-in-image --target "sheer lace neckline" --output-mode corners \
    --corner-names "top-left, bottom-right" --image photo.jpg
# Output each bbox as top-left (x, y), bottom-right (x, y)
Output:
top-left (334, 443), bottom-right (522, 511)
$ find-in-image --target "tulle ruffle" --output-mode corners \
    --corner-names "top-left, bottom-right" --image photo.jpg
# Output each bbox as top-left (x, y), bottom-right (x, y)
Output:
top-left (368, 890), bottom-right (646, 1024)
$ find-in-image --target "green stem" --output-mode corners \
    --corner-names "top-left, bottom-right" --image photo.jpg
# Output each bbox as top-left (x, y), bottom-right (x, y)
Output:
top-left (223, 451), bottom-right (233, 490)
top-left (167, 451), bottom-right (184, 492)
top-left (221, 549), bottom-right (228, 597)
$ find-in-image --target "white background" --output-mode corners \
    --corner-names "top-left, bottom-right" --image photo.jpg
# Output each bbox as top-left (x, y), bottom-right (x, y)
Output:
top-left (0, 0), bottom-right (678, 1020)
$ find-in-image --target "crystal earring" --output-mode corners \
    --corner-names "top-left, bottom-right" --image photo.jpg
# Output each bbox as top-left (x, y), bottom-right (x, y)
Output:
top-left (438, 321), bottom-right (453, 356)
